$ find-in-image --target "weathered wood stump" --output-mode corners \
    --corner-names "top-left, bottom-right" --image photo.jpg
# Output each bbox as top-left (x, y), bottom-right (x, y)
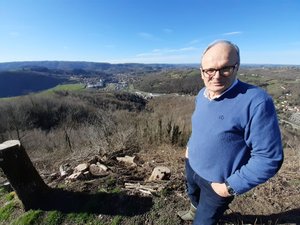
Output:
top-left (0, 140), bottom-right (50, 210)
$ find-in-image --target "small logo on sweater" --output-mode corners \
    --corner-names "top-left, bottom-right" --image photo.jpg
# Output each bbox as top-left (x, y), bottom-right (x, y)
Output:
top-left (219, 115), bottom-right (224, 120)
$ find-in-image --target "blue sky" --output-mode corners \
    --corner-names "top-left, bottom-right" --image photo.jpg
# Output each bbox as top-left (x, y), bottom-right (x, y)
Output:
top-left (1, 0), bottom-right (300, 64)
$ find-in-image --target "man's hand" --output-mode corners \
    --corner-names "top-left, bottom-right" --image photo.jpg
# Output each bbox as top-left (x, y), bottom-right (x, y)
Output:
top-left (211, 182), bottom-right (230, 197)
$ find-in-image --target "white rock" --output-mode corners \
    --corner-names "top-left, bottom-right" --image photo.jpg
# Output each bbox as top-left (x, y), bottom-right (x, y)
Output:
top-left (74, 163), bottom-right (89, 173)
top-left (148, 166), bottom-right (171, 181)
top-left (59, 164), bottom-right (72, 177)
top-left (89, 164), bottom-right (109, 177)
top-left (66, 172), bottom-right (83, 181)
top-left (116, 155), bottom-right (137, 167)
top-left (96, 162), bottom-right (108, 171)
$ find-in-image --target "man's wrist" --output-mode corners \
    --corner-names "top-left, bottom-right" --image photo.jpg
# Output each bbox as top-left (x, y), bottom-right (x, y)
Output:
top-left (225, 181), bottom-right (237, 196)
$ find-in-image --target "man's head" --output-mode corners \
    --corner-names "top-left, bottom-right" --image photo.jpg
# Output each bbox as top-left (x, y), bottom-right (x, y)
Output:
top-left (200, 40), bottom-right (240, 98)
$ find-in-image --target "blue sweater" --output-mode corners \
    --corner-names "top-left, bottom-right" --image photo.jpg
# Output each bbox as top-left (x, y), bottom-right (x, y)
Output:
top-left (188, 80), bottom-right (283, 194)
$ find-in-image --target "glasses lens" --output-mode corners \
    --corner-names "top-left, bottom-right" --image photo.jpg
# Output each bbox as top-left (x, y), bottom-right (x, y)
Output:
top-left (220, 67), bottom-right (233, 76)
top-left (202, 64), bottom-right (236, 78)
top-left (204, 69), bottom-right (216, 76)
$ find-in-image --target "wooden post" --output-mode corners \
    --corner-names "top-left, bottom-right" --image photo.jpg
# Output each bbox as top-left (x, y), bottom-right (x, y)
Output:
top-left (0, 140), bottom-right (50, 210)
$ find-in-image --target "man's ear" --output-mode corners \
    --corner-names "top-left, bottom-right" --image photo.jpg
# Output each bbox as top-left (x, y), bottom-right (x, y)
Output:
top-left (200, 71), bottom-right (205, 80)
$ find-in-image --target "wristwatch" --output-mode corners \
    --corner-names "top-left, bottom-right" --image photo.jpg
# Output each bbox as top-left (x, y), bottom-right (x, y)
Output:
top-left (225, 181), bottom-right (236, 196)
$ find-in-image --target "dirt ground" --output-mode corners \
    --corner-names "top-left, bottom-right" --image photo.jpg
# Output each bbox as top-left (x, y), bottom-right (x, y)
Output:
top-left (0, 143), bottom-right (299, 224)
top-left (28, 143), bottom-right (300, 225)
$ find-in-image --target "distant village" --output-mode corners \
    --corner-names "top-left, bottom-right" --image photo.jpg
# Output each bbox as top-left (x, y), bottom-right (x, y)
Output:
top-left (69, 72), bottom-right (300, 128)
top-left (70, 74), bottom-right (131, 91)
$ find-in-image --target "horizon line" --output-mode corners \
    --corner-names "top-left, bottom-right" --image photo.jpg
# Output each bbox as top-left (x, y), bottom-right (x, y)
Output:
top-left (0, 60), bottom-right (300, 67)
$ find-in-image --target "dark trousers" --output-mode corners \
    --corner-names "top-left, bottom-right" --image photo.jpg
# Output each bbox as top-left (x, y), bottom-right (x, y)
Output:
top-left (185, 159), bottom-right (234, 225)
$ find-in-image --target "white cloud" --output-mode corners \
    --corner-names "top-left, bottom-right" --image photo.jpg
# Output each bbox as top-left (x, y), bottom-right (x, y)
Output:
top-left (187, 39), bottom-right (200, 45)
top-left (222, 31), bottom-right (242, 36)
top-left (152, 49), bottom-right (161, 53)
top-left (138, 47), bottom-right (198, 56)
top-left (131, 46), bottom-right (200, 63)
top-left (163, 28), bottom-right (173, 33)
top-left (111, 54), bottom-right (197, 64)
top-left (178, 47), bottom-right (198, 52)
top-left (104, 44), bottom-right (116, 48)
top-left (136, 52), bottom-right (161, 57)
top-left (138, 32), bottom-right (160, 41)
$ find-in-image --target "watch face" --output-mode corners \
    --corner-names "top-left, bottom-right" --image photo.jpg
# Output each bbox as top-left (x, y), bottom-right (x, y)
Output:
top-left (225, 181), bottom-right (236, 195)
top-left (228, 187), bottom-right (235, 195)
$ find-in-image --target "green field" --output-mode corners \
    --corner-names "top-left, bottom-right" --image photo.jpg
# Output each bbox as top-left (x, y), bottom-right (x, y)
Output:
top-left (42, 83), bottom-right (86, 93)
top-left (0, 83), bottom-right (85, 101)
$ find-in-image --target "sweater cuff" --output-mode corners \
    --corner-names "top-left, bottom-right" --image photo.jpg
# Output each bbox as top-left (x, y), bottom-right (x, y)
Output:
top-left (226, 174), bottom-right (251, 195)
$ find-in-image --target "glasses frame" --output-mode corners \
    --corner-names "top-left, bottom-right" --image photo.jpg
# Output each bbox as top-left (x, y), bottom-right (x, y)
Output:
top-left (201, 63), bottom-right (238, 78)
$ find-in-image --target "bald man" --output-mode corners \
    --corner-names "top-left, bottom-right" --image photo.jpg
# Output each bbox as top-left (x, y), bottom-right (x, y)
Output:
top-left (178, 40), bottom-right (283, 225)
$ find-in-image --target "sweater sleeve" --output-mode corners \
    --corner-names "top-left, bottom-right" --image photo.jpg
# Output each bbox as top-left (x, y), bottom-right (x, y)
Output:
top-left (226, 96), bottom-right (283, 194)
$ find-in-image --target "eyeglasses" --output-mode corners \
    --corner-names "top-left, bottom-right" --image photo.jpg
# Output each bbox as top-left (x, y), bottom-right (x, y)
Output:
top-left (201, 63), bottom-right (238, 78)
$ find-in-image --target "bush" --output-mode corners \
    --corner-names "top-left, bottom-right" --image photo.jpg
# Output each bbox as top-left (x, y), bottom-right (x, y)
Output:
top-left (0, 90), bottom-right (194, 162)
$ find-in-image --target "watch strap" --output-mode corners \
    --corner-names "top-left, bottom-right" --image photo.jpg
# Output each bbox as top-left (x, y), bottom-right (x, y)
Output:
top-left (225, 181), bottom-right (236, 196)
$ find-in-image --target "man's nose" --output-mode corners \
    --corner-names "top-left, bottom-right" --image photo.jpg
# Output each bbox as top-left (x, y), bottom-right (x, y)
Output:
top-left (213, 70), bottom-right (222, 78)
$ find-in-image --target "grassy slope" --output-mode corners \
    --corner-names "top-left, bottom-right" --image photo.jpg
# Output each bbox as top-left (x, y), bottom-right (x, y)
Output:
top-left (0, 83), bottom-right (85, 101)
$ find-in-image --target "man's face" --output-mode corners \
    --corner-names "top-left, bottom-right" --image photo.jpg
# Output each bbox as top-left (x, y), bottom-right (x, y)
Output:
top-left (201, 43), bottom-right (239, 97)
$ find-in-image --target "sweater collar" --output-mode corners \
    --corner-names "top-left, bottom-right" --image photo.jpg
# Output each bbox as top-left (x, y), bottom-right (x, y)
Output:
top-left (204, 79), bottom-right (238, 100)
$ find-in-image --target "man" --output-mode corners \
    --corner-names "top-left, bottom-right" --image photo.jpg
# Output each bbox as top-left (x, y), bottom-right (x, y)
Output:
top-left (178, 40), bottom-right (283, 225)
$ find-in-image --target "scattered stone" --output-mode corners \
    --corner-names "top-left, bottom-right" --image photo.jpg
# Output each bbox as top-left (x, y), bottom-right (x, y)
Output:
top-left (66, 172), bottom-right (83, 181)
top-left (98, 214), bottom-right (104, 219)
top-left (116, 155), bottom-right (137, 167)
top-left (99, 155), bottom-right (108, 162)
top-left (50, 172), bottom-right (60, 181)
top-left (290, 112), bottom-right (300, 125)
top-left (89, 164), bottom-right (109, 177)
top-left (59, 164), bottom-right (72, 177)
top-left (148, 166), bottom-right (171, 181)
top-left (74, 163), bottom-right (89, 173)
top-left (1, 181), bottom-right (13, 192)
top-left (125, 182), bottom-right (164, 195)
top-left (88, 156), bottom-right (100, 164)
top-left (96, 162), bottom-right (108, 171)
top-left (83, 171), bottom-right (91, 179)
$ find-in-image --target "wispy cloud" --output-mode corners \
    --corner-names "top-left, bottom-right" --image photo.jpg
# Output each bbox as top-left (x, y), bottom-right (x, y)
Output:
top-left (9, 31), bottom-right (20, 38)
top-left (111, 54), bottom-right (196, 64)
top-left (222, 31), bottom-right (242, 36)
top-left (138, 32), bottom-right (160, 41)
top-left (176, 47), bottom-right (198, 52)
top-left (163, 28), bottom-right (173, 34)
top-left (136, 52), bottom-right (161, 57)
top-left (104, 44), bottom-right (116, 48)
top-left (187, 39), bottom-right (200, 45)
top-left (137, 47), bottom-right (198, 57)
top-left (125, 46), bottom-right (201, 63)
